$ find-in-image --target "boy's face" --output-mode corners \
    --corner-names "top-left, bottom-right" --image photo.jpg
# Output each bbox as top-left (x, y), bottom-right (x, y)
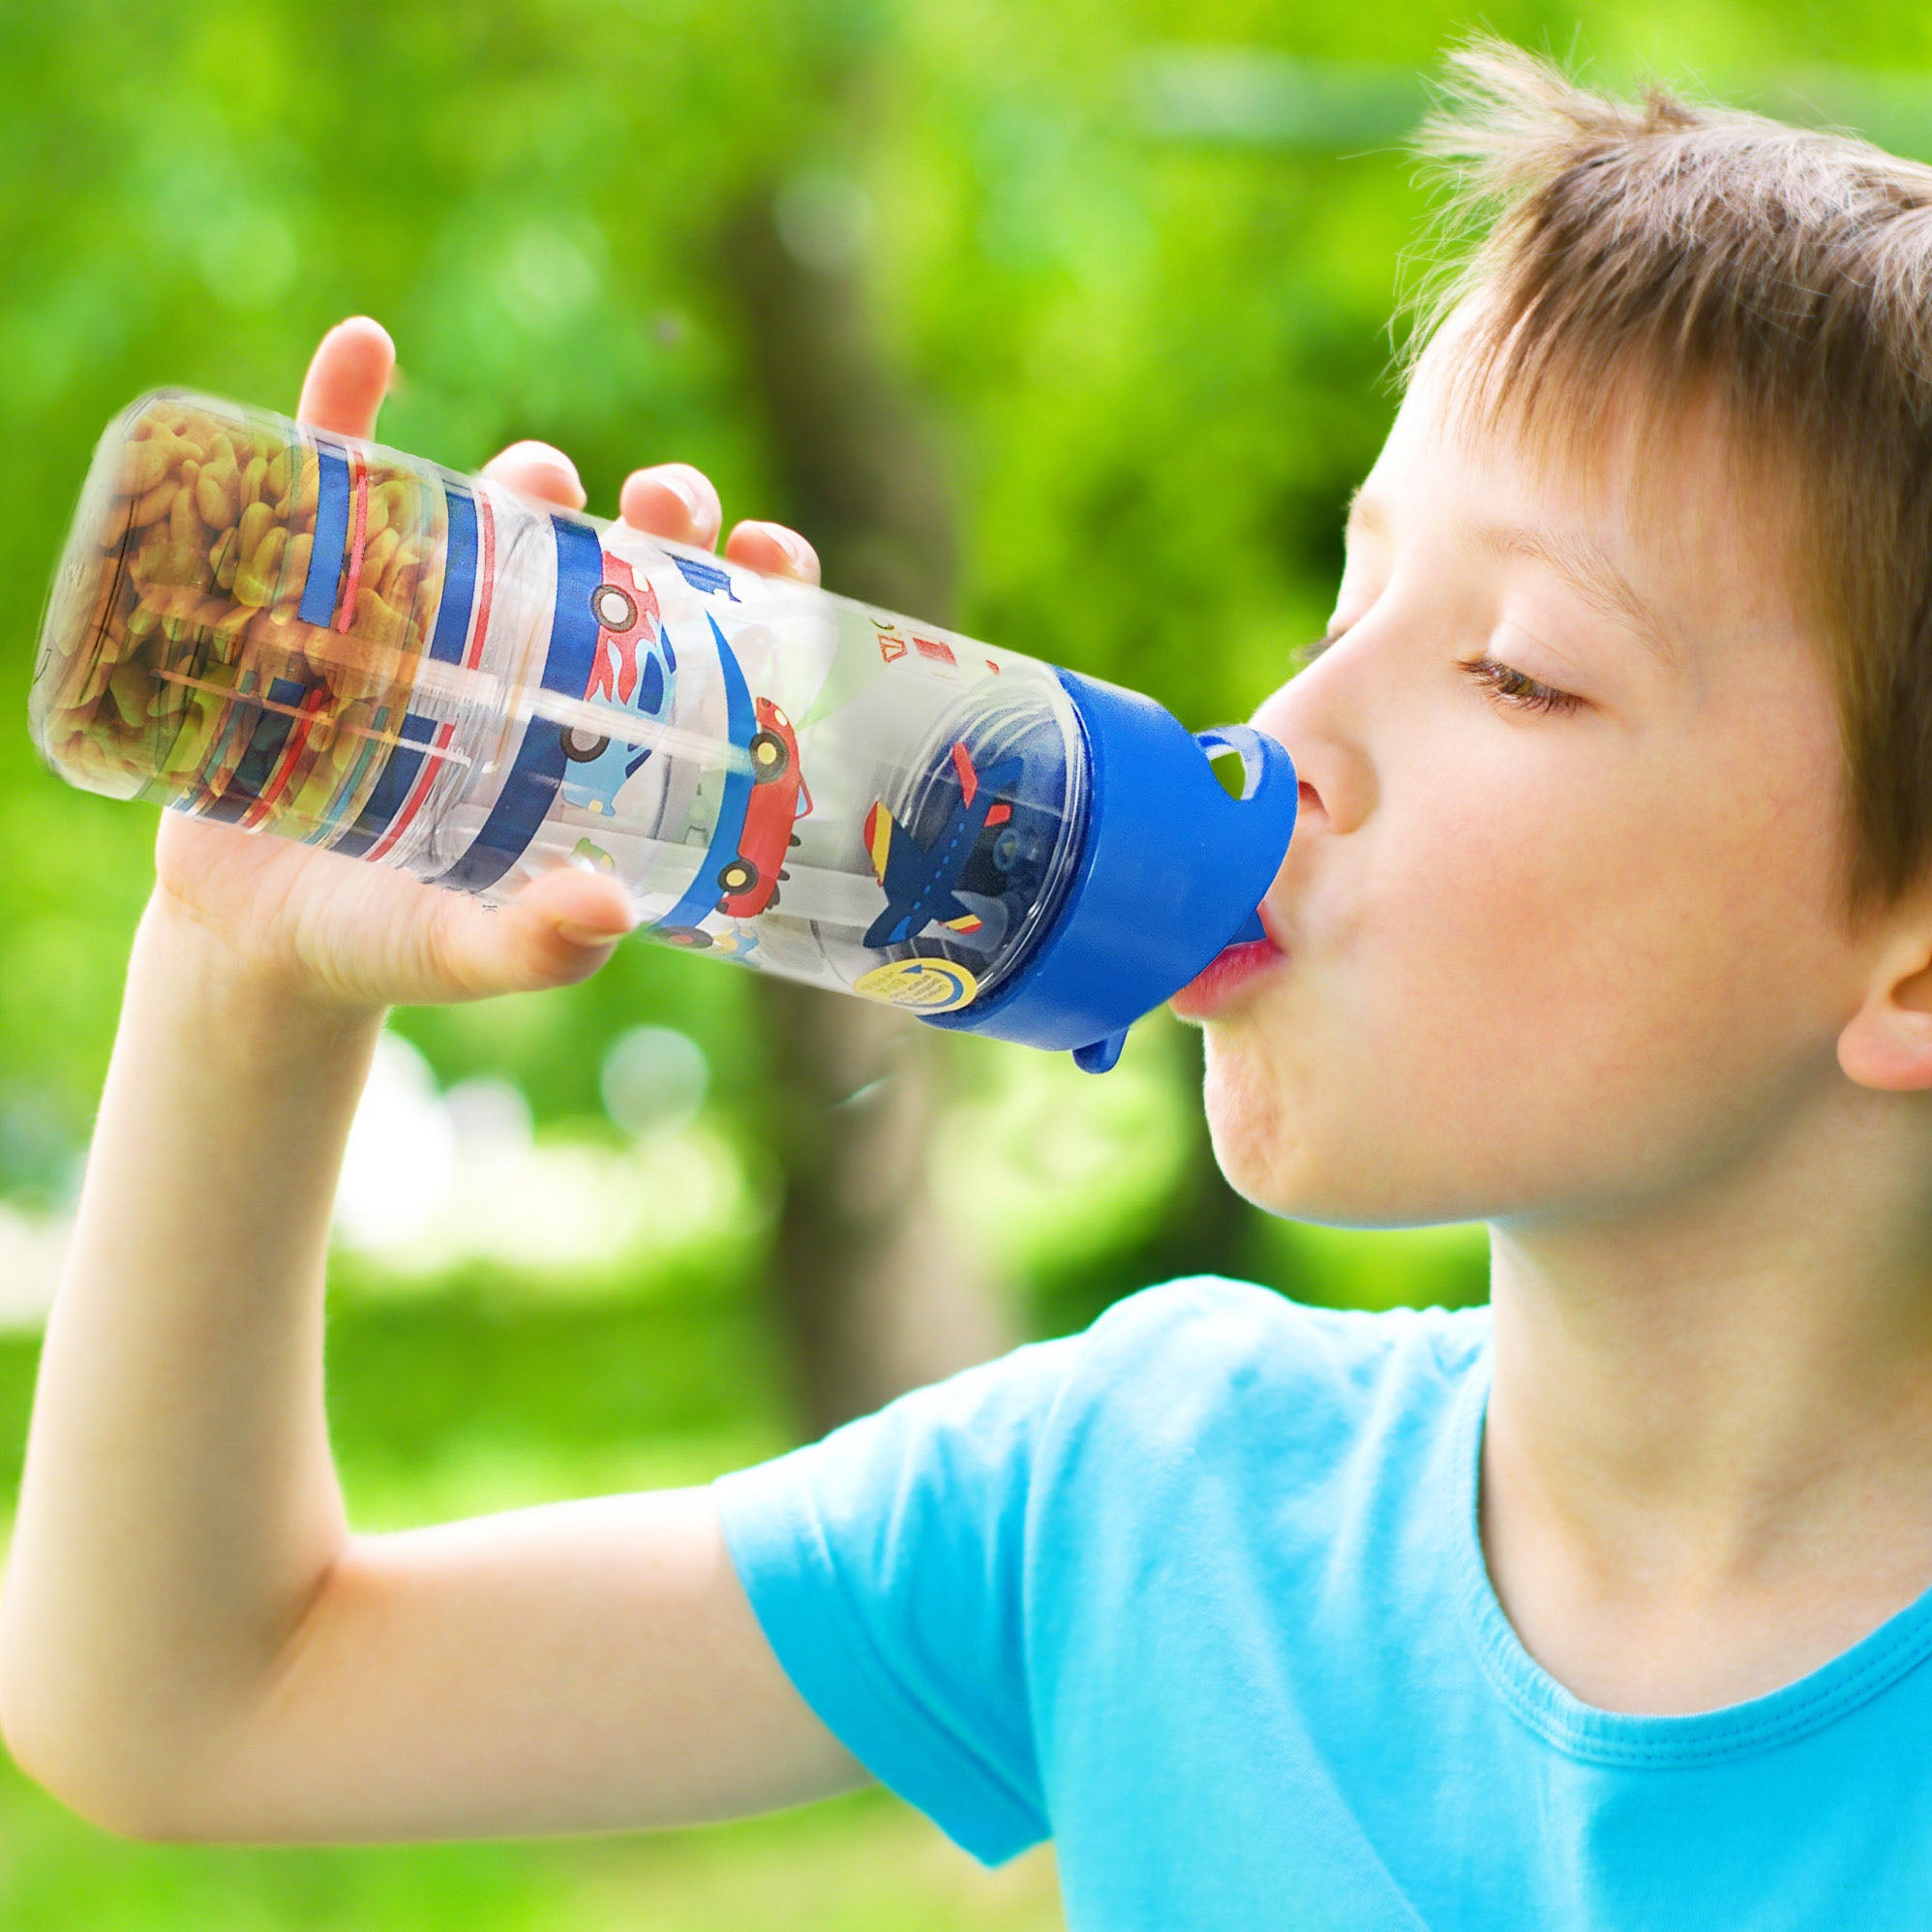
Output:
top-left (1199, 330), bottom-right (1880, 1228)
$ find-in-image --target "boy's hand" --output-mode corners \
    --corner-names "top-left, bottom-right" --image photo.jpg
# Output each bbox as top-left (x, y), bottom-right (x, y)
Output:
top-left (150, 317), bottom-right (822, 1014)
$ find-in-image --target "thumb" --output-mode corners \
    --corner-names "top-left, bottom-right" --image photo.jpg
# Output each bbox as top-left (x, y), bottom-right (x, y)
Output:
top-left (438, 866), bottom-right (641, 998)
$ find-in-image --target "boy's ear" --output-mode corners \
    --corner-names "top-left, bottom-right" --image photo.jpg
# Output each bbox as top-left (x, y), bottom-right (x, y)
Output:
top-left (1838, 936), bottom-right (1932, 1091)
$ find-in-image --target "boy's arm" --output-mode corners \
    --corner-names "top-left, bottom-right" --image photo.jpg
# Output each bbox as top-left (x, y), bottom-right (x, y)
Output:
top-left (0, 894), bottom-right (865, 1840)
top-left (0, 318), bottom-right (864, 1841)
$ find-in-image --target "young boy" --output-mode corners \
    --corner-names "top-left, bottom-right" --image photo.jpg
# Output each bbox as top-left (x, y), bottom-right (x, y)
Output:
top-left (6, 38), bottom-right (1932, 1926)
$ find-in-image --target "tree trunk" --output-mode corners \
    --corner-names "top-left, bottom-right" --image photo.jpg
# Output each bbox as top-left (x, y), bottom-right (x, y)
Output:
top-left (716, 182), bottom-right (1015, 1434)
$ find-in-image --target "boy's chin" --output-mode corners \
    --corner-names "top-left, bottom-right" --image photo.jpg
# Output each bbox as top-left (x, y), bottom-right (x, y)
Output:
top-left (1203, 1044), bottom-right (1487, 1227)
top-left (1210, 1132), bottom-right (1481, 1229)
top-left (1210, 1129), bottom-right (1378, 1223)
top-left (1205, 1050), bottom-right (1313, 1213)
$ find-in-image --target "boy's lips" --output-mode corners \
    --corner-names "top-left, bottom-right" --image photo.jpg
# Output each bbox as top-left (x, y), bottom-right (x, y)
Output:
top-left (1168, 915), bottom-right (1287, 1020)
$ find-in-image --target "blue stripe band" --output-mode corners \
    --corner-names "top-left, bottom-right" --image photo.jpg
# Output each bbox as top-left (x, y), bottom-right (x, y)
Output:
top-left (201, 676), bottom-right (311, 824)
top-left (331, 714), bottom-right (435, 860)
top-left (301, 443), bottom-right (352, 628)
top-left (428, 485), bottom-right (479, 667)
top-left (331, 478), bottom-right (481, 860)
top-left (431, 514), bottom-right (602, 893)
top-left (649, 613), bottom-right (755, 931)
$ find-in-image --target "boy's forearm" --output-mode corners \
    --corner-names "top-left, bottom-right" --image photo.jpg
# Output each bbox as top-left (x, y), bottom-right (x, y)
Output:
top-left (0, 888), bottom-right (384, 1826)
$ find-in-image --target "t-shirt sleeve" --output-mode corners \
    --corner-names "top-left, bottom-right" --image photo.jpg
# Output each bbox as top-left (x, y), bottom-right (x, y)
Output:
top-left (710, 1329), bottom-right (1084, 1866)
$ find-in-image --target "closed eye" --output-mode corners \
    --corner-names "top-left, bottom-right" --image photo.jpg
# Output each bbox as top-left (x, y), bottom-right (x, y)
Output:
top-left (1461, 655), bottom-right (1583, 716)
top-left (1294, 632), bottom-right (1585, 720)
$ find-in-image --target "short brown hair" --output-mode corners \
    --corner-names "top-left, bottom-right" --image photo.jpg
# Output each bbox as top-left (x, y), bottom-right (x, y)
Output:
top-left (1404, 38), bottom-right (1932, 919)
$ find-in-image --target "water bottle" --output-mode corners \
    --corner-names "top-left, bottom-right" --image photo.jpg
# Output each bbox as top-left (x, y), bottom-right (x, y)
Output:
top-left (31, 390), bottom-right (1297, 1072)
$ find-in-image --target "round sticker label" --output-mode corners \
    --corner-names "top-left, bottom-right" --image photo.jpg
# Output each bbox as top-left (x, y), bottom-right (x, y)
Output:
top-left (854, 957), bottom-right (979, 1013)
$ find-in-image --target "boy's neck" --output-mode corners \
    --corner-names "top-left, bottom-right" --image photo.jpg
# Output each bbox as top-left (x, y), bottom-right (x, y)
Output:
top-left (1478, 1087), bottom-right (1932, 1710)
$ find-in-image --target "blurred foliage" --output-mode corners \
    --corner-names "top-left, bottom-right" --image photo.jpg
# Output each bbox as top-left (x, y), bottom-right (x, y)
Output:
top-left (2, 0), bottom-right (1930, 1923)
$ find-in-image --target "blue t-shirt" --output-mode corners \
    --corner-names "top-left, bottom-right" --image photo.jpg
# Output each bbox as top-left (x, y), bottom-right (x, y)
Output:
top-left (711, 1277), bottom-right (1932, 1928)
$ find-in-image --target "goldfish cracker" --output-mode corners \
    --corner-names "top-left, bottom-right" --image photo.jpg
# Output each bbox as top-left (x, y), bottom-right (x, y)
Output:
top-left (234, 498), bottom-right (273, 571)
top-left (129, 478), bottom-right (176, 528)
top-left (232, 526), bottom-right (287, 609)
top-left (196, 462), bottom-right (239, 530)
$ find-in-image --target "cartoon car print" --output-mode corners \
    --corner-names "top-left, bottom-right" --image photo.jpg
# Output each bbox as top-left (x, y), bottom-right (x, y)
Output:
top-left (560, 554), bottom-right (679, 817)
top-left (715, 698), bottom-right (810, 917)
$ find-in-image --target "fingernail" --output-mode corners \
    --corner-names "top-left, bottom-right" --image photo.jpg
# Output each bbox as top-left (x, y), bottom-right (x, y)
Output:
top-left (556, 919), bottom-right (629, 949)
top-left (659, 465), bottom-right (710, 523)
top-left (530, 445), bottom-right (584, 494)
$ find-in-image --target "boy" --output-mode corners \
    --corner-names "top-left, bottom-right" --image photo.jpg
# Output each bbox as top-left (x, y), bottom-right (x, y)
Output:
top-left (6, 38), bottom-right (1932, 1926)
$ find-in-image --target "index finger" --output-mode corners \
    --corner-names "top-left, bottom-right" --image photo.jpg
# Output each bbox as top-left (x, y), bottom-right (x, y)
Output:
top-left (296, 317), bottom-right (396, 438)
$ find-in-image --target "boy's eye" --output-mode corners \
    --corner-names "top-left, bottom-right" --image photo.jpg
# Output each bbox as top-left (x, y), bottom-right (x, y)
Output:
top-left (1294, 633), bottom-right (1585, 721)
top-left (1461, 654), bottom-right (1584, 717)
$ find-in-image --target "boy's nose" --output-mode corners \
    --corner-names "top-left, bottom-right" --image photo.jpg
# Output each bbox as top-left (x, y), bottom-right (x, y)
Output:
top-left (1252, 662), bottom-right (1376, 838)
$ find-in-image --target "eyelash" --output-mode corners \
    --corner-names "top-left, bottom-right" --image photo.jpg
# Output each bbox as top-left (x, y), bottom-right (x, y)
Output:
top-left (1298, 629), bottom-right (1583, 717)
top-left (1460, 655), bottom-right (1584, 717)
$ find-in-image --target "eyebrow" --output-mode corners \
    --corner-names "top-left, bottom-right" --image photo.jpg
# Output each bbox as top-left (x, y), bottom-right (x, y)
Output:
top-left (1344, 489), bottom-right (1679, 669)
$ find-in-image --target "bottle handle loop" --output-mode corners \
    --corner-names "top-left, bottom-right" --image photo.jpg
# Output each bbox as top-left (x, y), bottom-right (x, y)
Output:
top-left (1194, 724), bottom-right (1292, 807)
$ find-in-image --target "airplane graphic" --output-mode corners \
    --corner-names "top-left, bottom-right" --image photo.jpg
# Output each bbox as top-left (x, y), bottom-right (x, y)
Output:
top-left (861, 740), bottom-right (1021, 950)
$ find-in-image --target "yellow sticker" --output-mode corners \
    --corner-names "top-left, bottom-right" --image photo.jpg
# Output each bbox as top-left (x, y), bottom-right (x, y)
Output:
top-left (854, 957), bottom-right (980, 1013)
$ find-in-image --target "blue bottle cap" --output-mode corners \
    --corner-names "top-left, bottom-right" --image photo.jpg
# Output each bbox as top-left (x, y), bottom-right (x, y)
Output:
top-left (924, 668), bottom-right (1298, 1070)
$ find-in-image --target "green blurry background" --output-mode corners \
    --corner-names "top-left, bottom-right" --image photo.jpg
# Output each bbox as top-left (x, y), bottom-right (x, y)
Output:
top-left (1, 2), bottom-right (1927, 1923)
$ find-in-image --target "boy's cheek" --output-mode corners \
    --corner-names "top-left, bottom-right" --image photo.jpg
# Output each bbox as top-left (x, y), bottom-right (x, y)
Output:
top-left (1203, 1011), bottom-right (1492, 1223)
top-left (1211, 712), bottom-right (1847, 1213)
top-left (1207, 856), bottom-right (1730, 1220)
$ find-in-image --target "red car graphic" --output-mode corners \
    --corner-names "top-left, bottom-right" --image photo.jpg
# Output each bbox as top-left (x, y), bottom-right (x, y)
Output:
top-left (716, 697), bottom-right (810, 917)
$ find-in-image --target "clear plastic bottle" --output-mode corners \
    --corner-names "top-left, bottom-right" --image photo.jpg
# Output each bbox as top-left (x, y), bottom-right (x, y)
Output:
top-left (32, 390), bottom-right (1297, 1070)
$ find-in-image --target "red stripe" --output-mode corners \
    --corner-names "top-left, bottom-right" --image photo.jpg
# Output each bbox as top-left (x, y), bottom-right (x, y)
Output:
top-left (336, 458), bottom-right (371, 633)
top-left (469, 490), bottom-right (497, 669)
top-left (951, 740), bottom-right (978, 805)
top-left (366, 492), bottom-right (498, 864)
